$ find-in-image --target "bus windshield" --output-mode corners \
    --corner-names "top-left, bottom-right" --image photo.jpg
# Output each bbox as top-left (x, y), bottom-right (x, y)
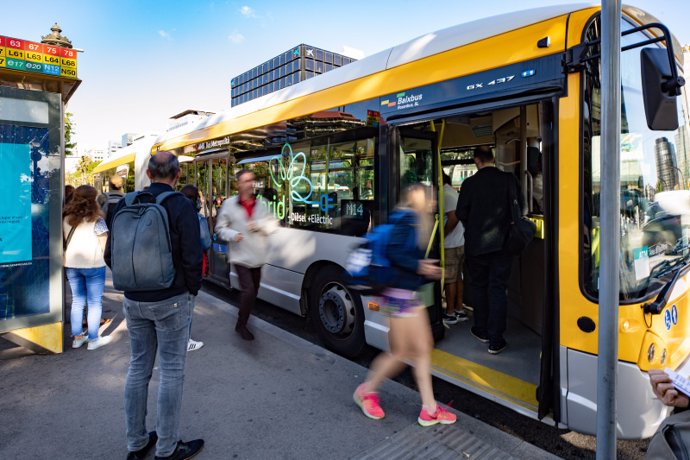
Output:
top-left (583, 18), bottom-right (690, 301)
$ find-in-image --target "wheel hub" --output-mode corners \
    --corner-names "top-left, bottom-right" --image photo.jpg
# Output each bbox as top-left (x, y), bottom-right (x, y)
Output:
top-left (318, 284), bottom-right (354, 335)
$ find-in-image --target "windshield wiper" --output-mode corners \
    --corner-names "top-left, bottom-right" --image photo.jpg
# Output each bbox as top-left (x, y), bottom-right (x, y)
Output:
top-left (642, 250), bottom-right (690, 315)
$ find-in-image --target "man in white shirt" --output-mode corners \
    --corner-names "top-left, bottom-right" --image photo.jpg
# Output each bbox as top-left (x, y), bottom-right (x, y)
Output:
top-left (442, 172), bottom-right (468, 325)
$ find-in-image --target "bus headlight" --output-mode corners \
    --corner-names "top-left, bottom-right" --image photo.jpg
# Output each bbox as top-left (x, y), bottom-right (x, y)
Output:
top-left (648, 343), bottom-right (655, 362)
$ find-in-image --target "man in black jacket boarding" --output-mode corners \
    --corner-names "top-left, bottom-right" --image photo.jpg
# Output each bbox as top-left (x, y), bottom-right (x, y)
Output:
top-left (456, 146), bottom-right (521, 355)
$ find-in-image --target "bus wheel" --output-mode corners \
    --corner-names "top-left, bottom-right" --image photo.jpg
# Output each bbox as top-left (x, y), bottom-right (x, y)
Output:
top-left (309, 266), bottom-right (365, 358)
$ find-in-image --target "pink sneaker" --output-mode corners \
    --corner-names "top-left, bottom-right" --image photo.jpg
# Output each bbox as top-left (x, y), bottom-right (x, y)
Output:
top-left (418, 405), bottom-right (457, 426)
top-left (353, 384), bottom-right (385, 420)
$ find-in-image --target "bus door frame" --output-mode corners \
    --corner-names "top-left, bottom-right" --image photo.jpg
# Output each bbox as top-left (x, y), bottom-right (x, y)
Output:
top-left (385, 93), bottom-right (561, 423)
top-left (194, 150), bottom-right (232, 287)
top-left (385, 124), bottom-right (445, 342)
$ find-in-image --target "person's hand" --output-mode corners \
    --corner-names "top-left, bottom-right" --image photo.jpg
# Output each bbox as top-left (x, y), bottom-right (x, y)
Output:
top-left (649, 369), bottom-right (690, 409)
top-left (234, 233), bottom-right (244, 242)
top-left (247, 221), bottom-right (259, 233)
top-left (418, 259), bottom-right (442, 279)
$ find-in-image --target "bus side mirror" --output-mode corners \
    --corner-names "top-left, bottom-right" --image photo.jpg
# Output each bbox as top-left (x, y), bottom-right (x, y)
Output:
top-left (640, 47), bottom-right (684, 131)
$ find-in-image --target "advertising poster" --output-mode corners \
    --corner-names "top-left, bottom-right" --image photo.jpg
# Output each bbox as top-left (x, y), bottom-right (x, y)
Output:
top-left (0, 143), bottom-right (32, 264)
top-left (0, 123), bottom-right (52, 320)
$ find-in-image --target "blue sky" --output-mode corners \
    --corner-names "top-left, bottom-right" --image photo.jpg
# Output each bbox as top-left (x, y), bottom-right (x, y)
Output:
top-left (1, 1), bottom-right (688, 151)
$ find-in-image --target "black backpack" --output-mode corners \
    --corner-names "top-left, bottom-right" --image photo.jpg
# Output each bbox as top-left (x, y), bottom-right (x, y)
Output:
top-left (110, 191), bottom-right (180, 292)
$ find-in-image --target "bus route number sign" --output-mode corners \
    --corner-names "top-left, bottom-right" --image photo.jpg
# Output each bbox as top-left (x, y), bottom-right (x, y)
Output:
top-left (0, 35), bottom-right (77, 79)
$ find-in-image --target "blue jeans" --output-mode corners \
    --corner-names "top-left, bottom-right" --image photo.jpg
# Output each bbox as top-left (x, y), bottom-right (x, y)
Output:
top-left (123, 293), bottom-right (193, 457)
top-left (65, 267), bottom-right (106, 340)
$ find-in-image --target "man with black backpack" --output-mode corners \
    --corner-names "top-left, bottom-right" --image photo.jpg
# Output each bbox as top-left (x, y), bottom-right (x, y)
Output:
top-left (104, 151), bottom-right (204, 460)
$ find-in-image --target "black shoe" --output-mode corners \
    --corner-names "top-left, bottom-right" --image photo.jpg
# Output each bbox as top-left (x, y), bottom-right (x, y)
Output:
top-left (155, 439), bottom-right (204, 460)
top-left (470, 327), bottom-right (489, 343)
top-left (455, 310), bottom-right (470, 322)
top-left (442, 313), bottom-right (459, 325)
top-left (127, 431), bottom-right (157, 460)
top-left (488, 340), bottom-right (507, 355)
top-left (235, 324), bottom-right (255, 341)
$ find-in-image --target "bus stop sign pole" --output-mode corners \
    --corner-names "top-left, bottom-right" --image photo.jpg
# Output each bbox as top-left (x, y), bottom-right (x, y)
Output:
top-left (597, 0), bottom-right (621, 458)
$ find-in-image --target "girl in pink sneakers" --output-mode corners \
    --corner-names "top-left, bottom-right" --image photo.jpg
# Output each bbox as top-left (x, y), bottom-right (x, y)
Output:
top-left (353, 184), bottom-right (457, 427)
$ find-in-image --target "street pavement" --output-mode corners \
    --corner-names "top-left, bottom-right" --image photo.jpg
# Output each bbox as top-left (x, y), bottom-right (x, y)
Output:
top-left (0, 280), bottom-right (560, 459)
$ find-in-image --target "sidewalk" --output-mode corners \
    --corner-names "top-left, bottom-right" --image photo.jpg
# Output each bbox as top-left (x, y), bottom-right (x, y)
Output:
top-left (0, 281), bottom-right (559, 459)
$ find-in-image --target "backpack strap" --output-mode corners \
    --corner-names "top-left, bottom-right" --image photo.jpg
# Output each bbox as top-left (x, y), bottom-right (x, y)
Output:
top-left (123, 191), bottom-right (146, 206)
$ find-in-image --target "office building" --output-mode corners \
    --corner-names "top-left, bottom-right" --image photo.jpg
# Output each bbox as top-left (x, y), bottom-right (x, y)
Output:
top-left (230, 44), bottom-right (356, 106)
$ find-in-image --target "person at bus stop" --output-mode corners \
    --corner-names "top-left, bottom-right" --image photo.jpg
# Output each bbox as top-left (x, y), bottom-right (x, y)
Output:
top-left (215, 169), bottom-right (278, 341)
top-left (64, 184), bottom-right (75, 205)
top-left (441, 172), bottom-right (468, 325)
top-left (98, 175), bottom-right (126, 229)
top-left (647, 369), bottom-right (690, 458)
top-left (181, 184), bottom-right (211, 352)
top-left (353, 183), bottom-right (457, 427)
top-left (456, 146), bottom-right (521, 355)
top-left (105, 152), bottom-right (204, 460)
top-left (62, 185), bottom-right (112, 351)
top-left (649, 369), bottom-right (689, 410)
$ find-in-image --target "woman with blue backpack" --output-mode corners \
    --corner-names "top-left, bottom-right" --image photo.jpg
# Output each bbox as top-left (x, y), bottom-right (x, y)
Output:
top-left (181, 185), bottom-right (212, 352)
top-left (353, 183), bottom-right (457, 427)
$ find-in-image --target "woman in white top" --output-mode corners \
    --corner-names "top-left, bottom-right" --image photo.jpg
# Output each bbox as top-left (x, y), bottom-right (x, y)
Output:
top-left (63, 185), bottom-right (111, 350)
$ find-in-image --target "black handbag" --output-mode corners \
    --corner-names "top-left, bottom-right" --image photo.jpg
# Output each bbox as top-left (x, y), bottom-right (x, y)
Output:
top-left (505, 177), bottom-right (536, 255)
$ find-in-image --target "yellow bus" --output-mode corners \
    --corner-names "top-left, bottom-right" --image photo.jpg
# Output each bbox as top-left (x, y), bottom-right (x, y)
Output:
top-left (93, 134), bottom-right (194, 192)
top-left (150, 4), bottom-right (688, 438)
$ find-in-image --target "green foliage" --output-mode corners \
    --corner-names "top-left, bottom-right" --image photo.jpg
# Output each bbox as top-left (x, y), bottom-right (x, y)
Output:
top-left (66, 155), bottom-right (100, 186)
top-left (64, 112), bottom-right (76, 156)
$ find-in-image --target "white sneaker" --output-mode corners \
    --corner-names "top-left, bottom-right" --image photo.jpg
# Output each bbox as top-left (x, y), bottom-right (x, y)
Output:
top-left (87, 336), bottom-right (112, 350)
top-left (187, 339), bottom-right (204, 352)
top-left (72, 335), bottom-right (88, 349)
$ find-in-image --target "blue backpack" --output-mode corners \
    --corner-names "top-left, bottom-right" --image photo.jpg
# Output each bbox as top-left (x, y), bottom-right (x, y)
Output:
top-left (198, 213), bottom-right (211, 251)
top-left (110, 191), bottom-right (180, 292)
top-left (346, 211), bottom-right (412, 292)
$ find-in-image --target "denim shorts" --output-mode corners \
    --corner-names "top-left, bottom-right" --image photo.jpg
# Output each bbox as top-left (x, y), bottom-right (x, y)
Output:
top-left (380, 288), bottom-right (422, 318)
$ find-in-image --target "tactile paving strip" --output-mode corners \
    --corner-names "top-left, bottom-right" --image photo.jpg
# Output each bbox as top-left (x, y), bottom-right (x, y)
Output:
top-left (352, 423), bottom-right (515, 460)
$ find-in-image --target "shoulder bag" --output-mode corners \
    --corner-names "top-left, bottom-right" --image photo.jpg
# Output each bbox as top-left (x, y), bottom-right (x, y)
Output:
top-left (504, 176), bottom-right (536, 255)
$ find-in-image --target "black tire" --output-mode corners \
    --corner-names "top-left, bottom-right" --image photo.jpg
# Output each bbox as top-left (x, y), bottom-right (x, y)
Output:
top-left (309, 265), bottom-right (366, 358)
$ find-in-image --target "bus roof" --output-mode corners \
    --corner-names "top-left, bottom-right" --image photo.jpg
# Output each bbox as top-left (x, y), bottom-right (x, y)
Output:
top-left (154, 3), bottom-right (595, 152)
top-left (93, 134), bottom-right (159, 173)
top-left (153, 3), bottom-right (680, 153)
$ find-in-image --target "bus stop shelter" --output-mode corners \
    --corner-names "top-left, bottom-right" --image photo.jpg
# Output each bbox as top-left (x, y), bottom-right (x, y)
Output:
top-left (0, 27), bottom-right (81, 354)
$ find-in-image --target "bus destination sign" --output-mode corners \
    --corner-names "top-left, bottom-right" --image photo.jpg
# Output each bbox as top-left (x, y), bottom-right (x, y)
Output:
top-left (0, 35), bottom-right (78, 79)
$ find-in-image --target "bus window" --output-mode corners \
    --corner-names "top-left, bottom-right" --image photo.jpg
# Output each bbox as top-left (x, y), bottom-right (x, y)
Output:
top-left (582, 18), bottom-right (690, 300)
top-left (399, 137), bottom-right (434, 189)
top-left (244, 130), bottom-right (377, 236)
top-left (195, 160), bottom-right (212, 219)
top-left (211, 158), bottom-right (228, 202)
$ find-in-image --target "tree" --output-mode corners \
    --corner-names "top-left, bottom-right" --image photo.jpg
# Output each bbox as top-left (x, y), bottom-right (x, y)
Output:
top-left (64, 112), bottom-right (76, 156)
top-left (67, 155), bottom-right (100, 186)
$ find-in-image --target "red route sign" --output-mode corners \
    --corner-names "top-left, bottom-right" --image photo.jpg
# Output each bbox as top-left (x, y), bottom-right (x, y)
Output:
top-left (5, 37), bottom-right (23, 49)
top-left (24, 41), bottom-right (44, 53)
top-left (59, 47), bottom-right (76, 59)
top-left (43, 44), bottom-right (59, 56)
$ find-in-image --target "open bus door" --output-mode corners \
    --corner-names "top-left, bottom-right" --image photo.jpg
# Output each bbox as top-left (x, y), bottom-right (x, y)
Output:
top-left (384, 100), bottom-right (559, 424)
top-left (386, 125), bottom-right (445, 342)
top-left (194, 152), bottom-right (232, 286)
